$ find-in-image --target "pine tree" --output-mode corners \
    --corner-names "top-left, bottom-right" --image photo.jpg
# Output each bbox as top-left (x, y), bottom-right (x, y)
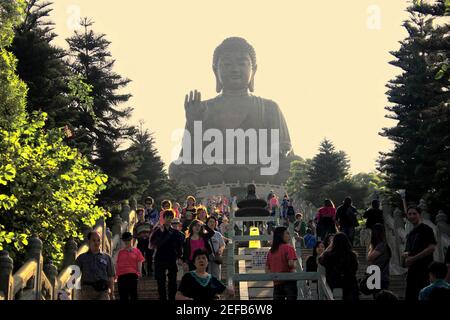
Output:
top-left (126, 122), bottom-right (198, 204)
top-left (416, 0), bottom-right (450, 212)
top-left (66, 18), bottom-right (135, 149)
top-left (11, 0), bottom-right (76, 129)
top-left (304, 139), bottom-right (350, 206)
top-left (379, 1), bottom-right (449, 212)
top-left (127, 122), bottom-right (168, 201)
top-left (66, 17), bottom-right (138, 204)
top-left (11, 1), bottom-right (97, 156)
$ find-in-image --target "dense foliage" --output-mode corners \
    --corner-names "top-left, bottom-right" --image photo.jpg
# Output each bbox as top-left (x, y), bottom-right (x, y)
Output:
top-left (287, 139), bottom-right (385, 209)
top-left (379, 0), bottom-right (450, 213)
top-left (0, 0), bottom-right (108, 263)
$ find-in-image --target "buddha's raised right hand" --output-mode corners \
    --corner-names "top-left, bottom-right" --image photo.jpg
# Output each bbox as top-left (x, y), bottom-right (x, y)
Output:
top-left (185, 90), bottom-right (206, 120)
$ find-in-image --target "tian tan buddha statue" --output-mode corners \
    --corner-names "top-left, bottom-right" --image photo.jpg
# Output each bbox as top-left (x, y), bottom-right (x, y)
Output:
top-left (169, 37), bottom-right (299, 186)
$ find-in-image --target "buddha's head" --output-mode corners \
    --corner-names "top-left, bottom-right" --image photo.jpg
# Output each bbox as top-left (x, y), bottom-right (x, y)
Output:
top-left (213, 37), bottom-right (257, 93)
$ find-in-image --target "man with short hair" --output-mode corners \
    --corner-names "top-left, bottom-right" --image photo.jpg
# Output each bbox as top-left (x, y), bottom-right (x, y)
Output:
top-left (419, 262), bottom-right (450, 300)
top-left (150, 210), bottom-right (184, 300)
top-left (403, 205), bottom-right (436, 300)
top-left (75, 231), bottom-right (115, 300)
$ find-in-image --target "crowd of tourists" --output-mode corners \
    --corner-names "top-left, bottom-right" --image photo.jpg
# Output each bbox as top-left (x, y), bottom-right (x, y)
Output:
top-left (263, 193), bottom-right (450, 301)
top-left (74, 195), bottom-right (234, 301)
top-left (72, 191), bottom-right (450, 301)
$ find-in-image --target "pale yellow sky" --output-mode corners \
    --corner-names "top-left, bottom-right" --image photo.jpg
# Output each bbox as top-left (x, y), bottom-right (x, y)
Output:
top-left (50, 0), bottom-right (412, 174)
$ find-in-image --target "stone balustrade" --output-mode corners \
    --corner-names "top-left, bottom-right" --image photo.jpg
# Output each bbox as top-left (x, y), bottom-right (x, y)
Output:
top-left (382, 197), bottom-right (450, 276)
top-left (0, 199), bottom-right (137, 300)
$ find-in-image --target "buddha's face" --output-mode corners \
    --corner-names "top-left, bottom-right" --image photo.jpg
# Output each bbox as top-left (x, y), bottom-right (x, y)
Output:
top-left (217, 50), bottom-right (254, 91)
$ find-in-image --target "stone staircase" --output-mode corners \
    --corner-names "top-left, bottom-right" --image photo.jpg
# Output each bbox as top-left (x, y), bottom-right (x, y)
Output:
top-left (114, 275), bottom-right (160, 300)
top-left (136, 276), bottom-right (159, 300)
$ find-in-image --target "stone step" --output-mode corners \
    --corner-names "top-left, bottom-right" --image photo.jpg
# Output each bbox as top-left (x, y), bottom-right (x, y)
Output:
top-left (114, 277), bottom-right (160, 300)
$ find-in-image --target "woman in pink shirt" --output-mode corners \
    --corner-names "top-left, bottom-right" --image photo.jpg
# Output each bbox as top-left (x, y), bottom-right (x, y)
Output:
top-left (265, 226), bottom-right (298, 300)
top-left (316, 199), bottom-right (337, 241)
top-left (115, 232), bottom-right (145, 300)
top-left (182, 219), bottom-right (215, 271)
top-left (268, 195), bottom-right (280, 219)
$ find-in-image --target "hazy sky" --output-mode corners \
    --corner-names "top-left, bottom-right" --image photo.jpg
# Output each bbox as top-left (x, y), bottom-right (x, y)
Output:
top-left (49, 0), bottom-right (412, 174)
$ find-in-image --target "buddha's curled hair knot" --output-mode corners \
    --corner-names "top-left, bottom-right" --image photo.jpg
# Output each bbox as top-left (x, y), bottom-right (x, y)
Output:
top-left (213, 37), bottom-right (257, 69)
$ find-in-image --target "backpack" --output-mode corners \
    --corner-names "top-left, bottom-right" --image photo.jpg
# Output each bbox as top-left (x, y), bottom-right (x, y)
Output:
top-left (304, 234), bottom-right (316, 249)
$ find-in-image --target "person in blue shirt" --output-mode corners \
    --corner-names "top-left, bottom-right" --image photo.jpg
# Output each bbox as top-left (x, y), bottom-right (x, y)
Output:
top-left (303, 228), bottom-right (317, 249)
top-left (144, 196), bottom-right (160, 226)
top-left (418, 261), bottom-right (450, 300)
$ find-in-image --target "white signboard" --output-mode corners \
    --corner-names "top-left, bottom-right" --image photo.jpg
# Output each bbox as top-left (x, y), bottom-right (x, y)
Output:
top-left (251, 248), bottom-right (270, 268)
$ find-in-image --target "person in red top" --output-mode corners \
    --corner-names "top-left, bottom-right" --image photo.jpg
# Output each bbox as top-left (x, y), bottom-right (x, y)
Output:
top-left (315, 199), bottom-right (337, 241)
top-left (269, 195), bottom-right (279, 214)
top-left (265, 226), bottom-right (298, 300)
top-left (115, 232), bottom-right (145, 300)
